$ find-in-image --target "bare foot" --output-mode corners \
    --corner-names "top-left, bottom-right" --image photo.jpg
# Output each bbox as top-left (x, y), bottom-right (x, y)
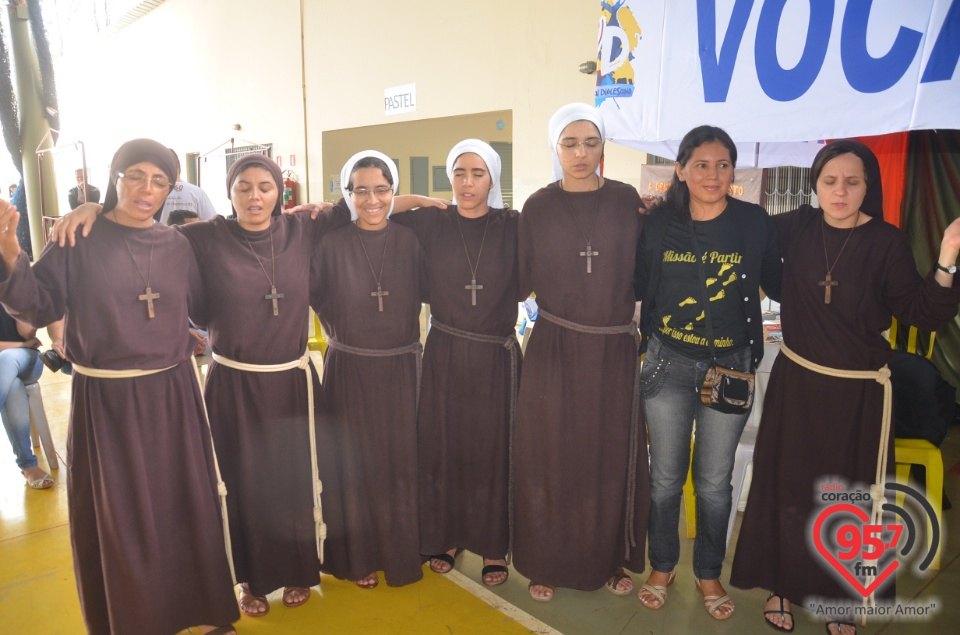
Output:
top-left (355, 572), bottom-right (378, 589)
top-left (481, 558), bottom-right (508, 586)
top-left (429, 548), bottom-right (458, 574)
top-left (605, 567), bottom-right (634, 595)
top-left (238, 583), bottom-right (269, 617)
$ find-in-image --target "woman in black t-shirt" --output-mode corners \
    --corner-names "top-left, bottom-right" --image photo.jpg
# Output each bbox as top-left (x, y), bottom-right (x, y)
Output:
top-left (633, 125), bottom-right (782, 620)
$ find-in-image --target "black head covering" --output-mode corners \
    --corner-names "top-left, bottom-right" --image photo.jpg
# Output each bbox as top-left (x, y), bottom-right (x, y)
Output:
top-left (101, 138), bottom-right (177, 216)
top-left (225, 154), bottom-right (284, 218)
top-left (810, 139), bottom-right (884, 219)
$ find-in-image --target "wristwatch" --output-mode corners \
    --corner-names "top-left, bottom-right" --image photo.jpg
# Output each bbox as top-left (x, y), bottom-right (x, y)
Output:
top-left (936, 262), bottom-right (957, 274)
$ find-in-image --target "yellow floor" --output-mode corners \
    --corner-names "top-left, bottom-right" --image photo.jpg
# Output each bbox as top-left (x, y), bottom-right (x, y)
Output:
top-left (3, 331), bottom-right (960, 633)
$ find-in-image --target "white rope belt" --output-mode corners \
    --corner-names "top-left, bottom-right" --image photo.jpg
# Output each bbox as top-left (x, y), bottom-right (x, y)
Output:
top-left (212, 352), bottom-right (326, 564)
top-left (73, 359), bottom-right (238, 584)
top-left (72, 363), bottom-right (177, 378)
top-left (780, 342), bottom-right (892, 619)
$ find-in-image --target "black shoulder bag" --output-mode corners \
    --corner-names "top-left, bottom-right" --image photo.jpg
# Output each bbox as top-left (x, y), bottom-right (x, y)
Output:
top-left (687, 220), bottom-right (755, 414)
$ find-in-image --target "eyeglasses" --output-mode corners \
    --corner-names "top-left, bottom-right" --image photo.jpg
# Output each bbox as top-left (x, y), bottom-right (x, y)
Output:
top-left (118, 170), bottom-right (172, 191)
top-left (557, 137), bottom-right (603, 152)
top-left (350, 186), bottom-right (393, 198)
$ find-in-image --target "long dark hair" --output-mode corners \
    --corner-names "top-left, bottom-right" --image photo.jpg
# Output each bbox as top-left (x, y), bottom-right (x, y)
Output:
top-left (655, 125), bottom-right (737, 216)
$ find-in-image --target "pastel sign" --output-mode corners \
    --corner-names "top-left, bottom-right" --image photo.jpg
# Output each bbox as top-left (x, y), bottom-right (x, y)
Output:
top-left (385, 83), bottom-right (417, 116)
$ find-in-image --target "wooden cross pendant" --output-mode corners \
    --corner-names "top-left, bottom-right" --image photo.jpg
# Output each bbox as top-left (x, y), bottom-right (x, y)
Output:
top-left (139, 286), bottom-right (160, 319)
top-left (371, 284), bottom-right (389, 312)
top-left (818, 273), bottom-right (838, 304)
top-left (465, 278), bottom-right (484, 306)
top-left (580, 244), bottom-right (599, 273)
top-left (265, 285), bottom-right (284, 316)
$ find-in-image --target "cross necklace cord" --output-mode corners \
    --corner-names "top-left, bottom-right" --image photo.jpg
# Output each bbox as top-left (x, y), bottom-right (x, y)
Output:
top-left (558, 173), bottom-right (602, 273)
top-left (241, 226), bottom-right (283, 316)
top-left (114, 218), bottom-right (159, 319)
top-left (455, 210), bottom-right (491, 306)
top-left (355, 223), bottom-right (390, 312)
top-left (819, 210), bottom-right (860, 304)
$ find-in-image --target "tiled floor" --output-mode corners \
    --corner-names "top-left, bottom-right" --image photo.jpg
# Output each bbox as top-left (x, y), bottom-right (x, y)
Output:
top-left (1, 329), bottom-right (958, 633)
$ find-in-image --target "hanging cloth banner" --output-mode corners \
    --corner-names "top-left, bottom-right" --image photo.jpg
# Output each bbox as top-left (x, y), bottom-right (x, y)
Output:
top-left (596, 0), bottom-right (960, 166)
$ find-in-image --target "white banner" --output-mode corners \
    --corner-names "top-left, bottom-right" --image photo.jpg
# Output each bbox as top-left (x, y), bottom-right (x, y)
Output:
top-left (596, 0), bottom-right (959, 165)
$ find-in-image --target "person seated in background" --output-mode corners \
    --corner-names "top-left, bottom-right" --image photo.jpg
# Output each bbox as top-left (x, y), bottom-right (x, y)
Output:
top-left (67, 168), bottom-right (101, 209)
top-left (40, 319), bottom-right (72, 376)
top-left (0, 303), bottom-right (48, 488)
top-left (167, 209), bottom-right (201, 226)
top-left (157, 151), bottom-right (219, 224)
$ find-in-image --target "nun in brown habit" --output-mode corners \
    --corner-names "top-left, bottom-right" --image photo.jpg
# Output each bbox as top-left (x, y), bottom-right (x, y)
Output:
top-left (731, 140), bottom-right (960, 635)
top-left (0, 139), bottom-right (238, 635)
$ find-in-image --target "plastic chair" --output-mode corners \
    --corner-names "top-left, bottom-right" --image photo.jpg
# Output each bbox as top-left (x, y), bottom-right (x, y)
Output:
top-left (307, 311), bottom-right (327, 354)
top-left (894, 438), bottom-right (943, 570)
top-left (26, 382), bottom-right (58, 470)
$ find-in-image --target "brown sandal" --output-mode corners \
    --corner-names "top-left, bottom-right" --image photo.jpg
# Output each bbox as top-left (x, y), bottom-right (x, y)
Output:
top-left (355, 573), bottom-right (379, 589)
top-left (238, 584), bottom-right (269, 617)
top-left (604, 568), bottom-right (634, 596)
top-left (282, 586), bottom-right (310, 607)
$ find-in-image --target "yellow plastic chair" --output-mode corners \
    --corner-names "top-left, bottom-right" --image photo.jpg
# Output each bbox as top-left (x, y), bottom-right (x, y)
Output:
top-left (683, 438), bottom-right (697, 538)
top-left (889, 317), bottom-right (942, 570)
top-left (307, 310), bottom-right (327, 354)
top-left (894, 438), bottom-right (943, 570)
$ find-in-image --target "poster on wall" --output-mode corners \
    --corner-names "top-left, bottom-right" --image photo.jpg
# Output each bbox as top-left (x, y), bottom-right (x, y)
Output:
top-left (640, 165), bottom-right (762, 206)
top-left (596, 0), bottom-right (960, 166)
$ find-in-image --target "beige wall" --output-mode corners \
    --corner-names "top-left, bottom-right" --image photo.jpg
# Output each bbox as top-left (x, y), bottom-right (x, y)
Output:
top-left (322, 110), bottom-right (512, 202)
top-left (55, 0), bottom-right (646, 211)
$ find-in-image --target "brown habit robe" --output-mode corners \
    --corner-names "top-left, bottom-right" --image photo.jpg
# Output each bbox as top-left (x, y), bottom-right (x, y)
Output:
top-left (180, 211), bottom-right (345, 595)
top-left (731, 206), bottom-right (960, 604)
top-left (311, 214), bottom-right (427, 586)
top-left (392, 206), bottom-right (521, 559)
top-left (513, 179), bottom-right (649, 590)
top-left (0, 220), bottom-right (238, 635)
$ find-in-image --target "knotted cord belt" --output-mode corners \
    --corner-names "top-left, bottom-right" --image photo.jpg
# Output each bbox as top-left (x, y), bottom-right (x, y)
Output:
top-left (73, 359), bottom-right (238, 584)
top-left (537, 308), bottom-right (642, 560)
top-left (429, 317), bottom-right (520, 559)
top-left (780, 342), bottom-right (892, 619)
top-left (324, 336), bottom-right (424, 411)
top-left (212, 351), bottom-right (327, 564)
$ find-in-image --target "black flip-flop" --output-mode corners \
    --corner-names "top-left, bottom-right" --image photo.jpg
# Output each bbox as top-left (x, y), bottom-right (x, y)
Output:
top-left (428, 548), bottom-right (464, 574)
top-left (825, 620), bottom-right (856, 635)
top-left (481, 564), bottom-right (509, 587)
top-left (764, 593), bottom-right (795, 632)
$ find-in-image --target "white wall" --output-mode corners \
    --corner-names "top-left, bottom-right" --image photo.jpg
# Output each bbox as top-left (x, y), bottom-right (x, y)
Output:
top-left (54, 0), bottom-right (647, 211)
top-left (55, 0), bottom-right (306, 212)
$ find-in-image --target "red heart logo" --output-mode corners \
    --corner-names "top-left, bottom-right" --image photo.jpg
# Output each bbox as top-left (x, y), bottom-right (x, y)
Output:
top-left (812, 503), bottom-right (899, 598)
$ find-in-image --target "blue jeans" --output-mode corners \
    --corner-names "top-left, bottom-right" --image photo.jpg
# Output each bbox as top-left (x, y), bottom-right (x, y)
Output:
top-left (641, 334), bottom-right (752, 579)
top-left (0, 348), bottom-right (44, 470)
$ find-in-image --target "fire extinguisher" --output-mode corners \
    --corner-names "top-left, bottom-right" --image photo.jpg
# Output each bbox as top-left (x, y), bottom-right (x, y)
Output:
top-left (282, 170), bottom-right (298, 210)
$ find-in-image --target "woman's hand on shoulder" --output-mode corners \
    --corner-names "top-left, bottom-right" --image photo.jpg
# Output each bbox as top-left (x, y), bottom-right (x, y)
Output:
top-left (51, 203), bottom-right (103, 247)
top-left (284, 202), bottom-right (334, 220)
